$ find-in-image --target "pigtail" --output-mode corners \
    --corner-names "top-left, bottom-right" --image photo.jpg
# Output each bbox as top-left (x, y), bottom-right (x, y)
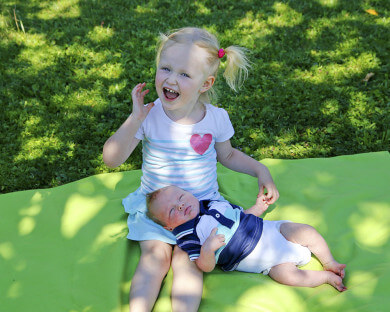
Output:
top-left (223, 46), bottom-right (250, 92)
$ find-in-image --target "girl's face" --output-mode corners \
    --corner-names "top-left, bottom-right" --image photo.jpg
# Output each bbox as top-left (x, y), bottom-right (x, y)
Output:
top-left (155, 43), bottom-right (215, 118)
top-left (149, 186), bottom-right (200, 231)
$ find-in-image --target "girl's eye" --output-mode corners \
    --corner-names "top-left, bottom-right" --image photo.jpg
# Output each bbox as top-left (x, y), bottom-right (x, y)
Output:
top-left (161, 67), bottom-right (170, 72)
top-left (181, 73), bottom-right (190, 78)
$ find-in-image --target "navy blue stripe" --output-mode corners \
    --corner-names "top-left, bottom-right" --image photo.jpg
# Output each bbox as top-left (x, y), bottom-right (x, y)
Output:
top-left (217, 212), bottom-right (263, 271)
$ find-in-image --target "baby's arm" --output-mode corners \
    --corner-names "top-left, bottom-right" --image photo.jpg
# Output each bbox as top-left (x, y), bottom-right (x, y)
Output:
top-left (215, 140), bottom-right (279, 204)
top-left (103, 83), bottom-right (154, 168)
top-left (195, 228), bottom-right (225, 272)
top-left (244, 194), bottom-right (269, 217)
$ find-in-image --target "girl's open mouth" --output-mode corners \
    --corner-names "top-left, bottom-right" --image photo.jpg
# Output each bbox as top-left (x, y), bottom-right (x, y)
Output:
top-left (163, 87), bottom-right (179, 100)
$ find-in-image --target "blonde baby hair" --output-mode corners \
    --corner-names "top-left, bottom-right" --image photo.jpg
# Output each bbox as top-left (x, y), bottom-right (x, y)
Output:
top-left (145, 188), bottom-right (166, 227)
top-left (156, 27), bottom-right (250, 103)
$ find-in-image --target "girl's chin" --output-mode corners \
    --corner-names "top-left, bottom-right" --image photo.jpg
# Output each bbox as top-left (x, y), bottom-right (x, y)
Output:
top-left (161, 98), bottom-right (180, 110)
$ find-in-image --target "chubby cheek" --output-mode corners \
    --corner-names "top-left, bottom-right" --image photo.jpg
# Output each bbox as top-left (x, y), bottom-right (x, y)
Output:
top-left (155, 72), bottom-right (164, 90)
top-left (170, 212), bottom-right (180, 226)
top-left (190, 208), bottom-right (198, 218)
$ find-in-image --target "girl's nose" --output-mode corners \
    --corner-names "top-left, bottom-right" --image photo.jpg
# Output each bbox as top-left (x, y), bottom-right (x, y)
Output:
top-left (166, 73), bottom-right (177, 84)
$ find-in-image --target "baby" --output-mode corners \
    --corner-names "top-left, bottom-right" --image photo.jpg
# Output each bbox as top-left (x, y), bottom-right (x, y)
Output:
top-left (146, 185), bottom-right (347, 292)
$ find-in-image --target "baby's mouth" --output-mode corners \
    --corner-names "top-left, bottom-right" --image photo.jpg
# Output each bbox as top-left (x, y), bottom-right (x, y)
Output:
top-left (163, 87), bottom-right (179, 100)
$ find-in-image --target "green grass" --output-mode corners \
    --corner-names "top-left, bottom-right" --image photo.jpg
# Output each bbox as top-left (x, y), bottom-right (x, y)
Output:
top-left (1, 0), bottom-right (389, 193)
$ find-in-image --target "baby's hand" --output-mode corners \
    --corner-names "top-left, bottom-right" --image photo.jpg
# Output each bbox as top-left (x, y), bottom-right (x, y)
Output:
top-left (131, 83), bottom-right (154, 121)
top-left (251, 194), bottom-right (269, 216)
top-left (203, 228), bottom-right (226, 253)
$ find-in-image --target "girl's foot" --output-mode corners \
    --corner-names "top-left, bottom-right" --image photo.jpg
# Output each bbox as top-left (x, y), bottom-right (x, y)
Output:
top-left (323, 261), bottom-right (346, 278)
top-left (326, 271), bottom-right (347, 292)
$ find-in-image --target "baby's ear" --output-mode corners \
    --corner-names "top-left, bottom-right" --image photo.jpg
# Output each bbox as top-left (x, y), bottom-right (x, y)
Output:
top-left (200, 75), bottom-right (215, 93)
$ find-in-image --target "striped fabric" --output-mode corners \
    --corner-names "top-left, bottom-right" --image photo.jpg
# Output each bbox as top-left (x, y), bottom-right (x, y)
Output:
top-left (173, 200), bottom-right (263, 271)
top-left (135, 98), bottom-right (234, 199)
top-left (172, 200), bottom-right (243, 262)
top-left (173, 218), bottom-right (201, 261)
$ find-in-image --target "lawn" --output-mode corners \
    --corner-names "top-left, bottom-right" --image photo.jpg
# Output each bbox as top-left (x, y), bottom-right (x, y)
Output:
top-left (0, 0), bottom-right (389, 193)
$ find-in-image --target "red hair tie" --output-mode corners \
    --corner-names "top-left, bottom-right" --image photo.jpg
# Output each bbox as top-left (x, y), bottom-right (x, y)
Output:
top-left (218, 48), bottom-right (225, 59)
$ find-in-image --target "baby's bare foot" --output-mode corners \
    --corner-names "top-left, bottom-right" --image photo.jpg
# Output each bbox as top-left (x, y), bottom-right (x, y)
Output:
top-left (323, 261), bottom-right (346, 278)
top-left (326, 271), bottom-right (347, 292)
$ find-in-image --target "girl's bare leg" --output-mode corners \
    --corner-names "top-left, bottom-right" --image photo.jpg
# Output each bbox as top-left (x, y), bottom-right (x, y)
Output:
top-left (171, 245), bottom-right (203, 312)
top-left (129, 240), bottom-right (172, 312)
top-left (269, 262), bottom-right (347, 291)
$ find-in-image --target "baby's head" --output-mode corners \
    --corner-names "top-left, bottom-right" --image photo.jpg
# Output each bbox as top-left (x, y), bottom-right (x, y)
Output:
top-left (156, 27), bottom-right (250, 103)
top-left (146, 185), bottom-right (200, 231)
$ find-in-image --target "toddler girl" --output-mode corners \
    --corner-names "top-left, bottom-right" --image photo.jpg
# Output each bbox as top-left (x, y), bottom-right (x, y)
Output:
top-left (103, 27), bottom-right (279, 312)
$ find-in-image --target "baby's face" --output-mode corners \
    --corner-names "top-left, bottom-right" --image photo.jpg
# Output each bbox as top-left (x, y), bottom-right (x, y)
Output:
top-left (150, 186), bottom-right (200, 231)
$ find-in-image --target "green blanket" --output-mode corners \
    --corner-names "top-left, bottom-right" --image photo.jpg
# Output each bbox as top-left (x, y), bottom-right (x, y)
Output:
top-left (1, 152), bottom-right (389, 312)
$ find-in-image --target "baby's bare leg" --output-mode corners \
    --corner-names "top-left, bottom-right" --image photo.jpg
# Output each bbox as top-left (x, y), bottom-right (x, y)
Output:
top-left (269, 262), bottom-right (347, 291)
top-left (280, 222), bottom-right (346, 278)
top-left (129, 240), bottom-right (172, 312)
top-left (171, 246), bottom-right (203, 312)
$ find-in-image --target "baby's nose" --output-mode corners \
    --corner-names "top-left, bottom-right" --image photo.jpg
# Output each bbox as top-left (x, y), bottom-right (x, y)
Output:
top-left (177, 203), bottom-right (184, 211)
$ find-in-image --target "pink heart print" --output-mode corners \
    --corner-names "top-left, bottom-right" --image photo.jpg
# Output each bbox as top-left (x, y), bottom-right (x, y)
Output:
top-left (190, 134), bottom-right (212, 155)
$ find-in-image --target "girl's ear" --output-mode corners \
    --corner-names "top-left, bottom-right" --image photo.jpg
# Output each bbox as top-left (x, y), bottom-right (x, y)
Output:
top-left (200, 75), bottom-right (215, 93)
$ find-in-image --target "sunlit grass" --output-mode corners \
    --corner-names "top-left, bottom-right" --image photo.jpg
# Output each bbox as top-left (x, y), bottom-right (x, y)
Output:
top-left (318, 0), bottom-right (339, 7)
top-left (268, 2), bottom-right (304, 27)
top-left (87, 25), bottom-right (115, 43)
top-left (36, 0), bottom-right (81, 20)
top-left (293, 52), bottom-right (380, 84)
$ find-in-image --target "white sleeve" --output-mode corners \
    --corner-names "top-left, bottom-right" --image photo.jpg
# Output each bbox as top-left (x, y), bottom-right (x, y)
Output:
top-left (215, 108), bottom-right (234, 142)
top-left (135, 124), bottom-right (144, 140)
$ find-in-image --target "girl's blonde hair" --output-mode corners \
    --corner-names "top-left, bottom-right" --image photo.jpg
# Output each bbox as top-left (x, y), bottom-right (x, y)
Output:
top-left (156, 27), bottom-right (250, 103)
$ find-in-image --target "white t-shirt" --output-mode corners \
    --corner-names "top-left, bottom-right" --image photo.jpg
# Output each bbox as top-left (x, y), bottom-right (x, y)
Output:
top-left (136, 98), bottom-right (234, 199)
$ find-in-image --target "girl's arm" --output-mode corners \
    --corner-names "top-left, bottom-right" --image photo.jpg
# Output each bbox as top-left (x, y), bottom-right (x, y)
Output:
top-left (102, 115), bottom-right (142, 168)
top-left (215, 140), bottom-right (279, 204)
top-left (195, 228), bottom-right (225, 272)
top-left (103, 83), bottom-right (154, 168)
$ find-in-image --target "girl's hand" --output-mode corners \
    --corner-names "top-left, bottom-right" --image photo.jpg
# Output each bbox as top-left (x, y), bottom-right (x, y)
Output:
top-left (131, 83), bottom-right (154, 121)
top-left (203, 228), bottom-right (226, 253)
top-left (258, 177), bottom-right (279, 205)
